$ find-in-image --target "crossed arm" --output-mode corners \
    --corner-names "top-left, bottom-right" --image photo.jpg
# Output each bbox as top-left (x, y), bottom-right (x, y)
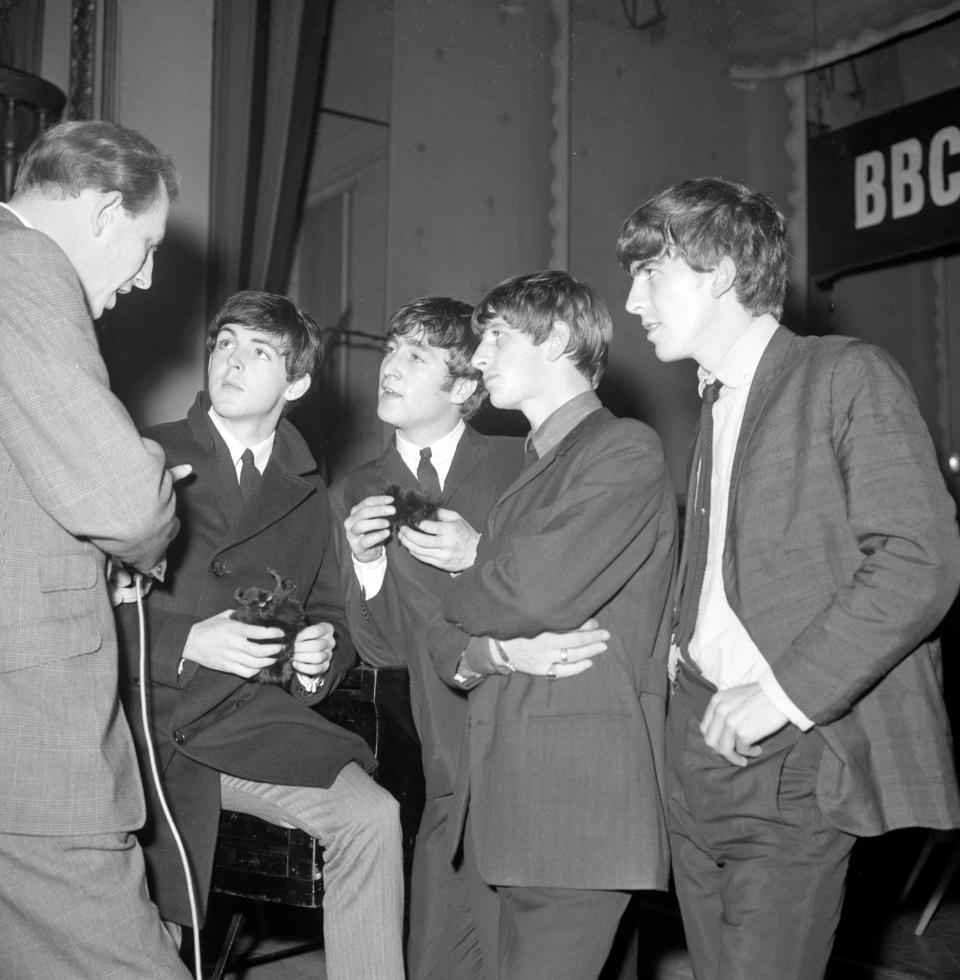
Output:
top-left (342, 494), bottom-right (609, 680)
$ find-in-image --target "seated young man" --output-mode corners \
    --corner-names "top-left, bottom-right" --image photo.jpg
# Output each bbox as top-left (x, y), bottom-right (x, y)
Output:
top-left (425, 271), bottom-right (678, 980)
top-left (115, 290), bottom-right (404, 980)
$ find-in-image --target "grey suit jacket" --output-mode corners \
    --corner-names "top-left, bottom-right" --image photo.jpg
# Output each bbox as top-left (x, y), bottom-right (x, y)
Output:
top-left (444, 409), bottom-right (678, 890)
top-left (0, 206), bottom-right (179, 836)
top-left (723, 327), bottom-right (960, 834)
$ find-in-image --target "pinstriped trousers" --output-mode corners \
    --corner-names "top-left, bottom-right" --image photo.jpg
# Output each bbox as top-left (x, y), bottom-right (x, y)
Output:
top-left (220, 760), bottom-right (405, 980)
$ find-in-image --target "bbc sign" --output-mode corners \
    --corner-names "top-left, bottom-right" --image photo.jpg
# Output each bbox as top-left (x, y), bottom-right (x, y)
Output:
top-left (807, 86), bottom-right (960, 282)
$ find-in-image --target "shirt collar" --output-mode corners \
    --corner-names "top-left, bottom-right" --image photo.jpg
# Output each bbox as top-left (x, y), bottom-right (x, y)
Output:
top-left (531, 389), bottom-right (602, 458)
top-left (395, 418), bottom-right (465, 474)
top-left (0, 202), bottom-right (32, 228)
top-left (697, 315), bottom-right (779, 395)
top-left (207, 408), bottom-right (275, 473)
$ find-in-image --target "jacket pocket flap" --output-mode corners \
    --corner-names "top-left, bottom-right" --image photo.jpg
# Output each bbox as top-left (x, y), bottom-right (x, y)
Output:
top-left (39, 552), bottom-right (99, 592)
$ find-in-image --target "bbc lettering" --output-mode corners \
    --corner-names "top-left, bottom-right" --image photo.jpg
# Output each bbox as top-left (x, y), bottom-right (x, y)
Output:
top-left (854, 125), bottom-right (960, 228)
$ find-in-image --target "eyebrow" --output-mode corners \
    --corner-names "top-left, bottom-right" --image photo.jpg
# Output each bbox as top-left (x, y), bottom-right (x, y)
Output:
top-left (219, 327), bottom-right (283, 355)
top-left (397, 335), bottom-right (434, 353)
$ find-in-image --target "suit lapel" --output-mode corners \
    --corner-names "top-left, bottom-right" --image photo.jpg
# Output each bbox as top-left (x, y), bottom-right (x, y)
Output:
top-left (379, 439), bottom-right (417, 488)
top-left (186, 396), bottom-right (318, 551)
top-left (490, 408), bottom-right (610, 520)
top-left (376, 426), bottom-right (487, 503)
top-left (728, 326), bottom-right (795, 506)
top-left (723, 326), bottom-right (803, 592)
top-left (186, 398), bottom-right (244, 526)
top-left (224, 420), bottom-right (318, 549)
top-left (442, 426), bottom-right (486, 503)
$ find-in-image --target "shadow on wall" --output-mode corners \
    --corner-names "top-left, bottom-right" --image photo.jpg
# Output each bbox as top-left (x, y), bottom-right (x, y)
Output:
top-left (98, 225), bottom-right (208, 426)
top-left (599, 365), bottom-right (662, 427)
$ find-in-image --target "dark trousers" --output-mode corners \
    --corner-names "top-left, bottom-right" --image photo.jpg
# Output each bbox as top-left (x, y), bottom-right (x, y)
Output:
top-left (666, 667), bottom-right (855, 980)
top-left (408, 800), bottom-right (499, 980)
top-left (496, 883), bottom-right (631, 980)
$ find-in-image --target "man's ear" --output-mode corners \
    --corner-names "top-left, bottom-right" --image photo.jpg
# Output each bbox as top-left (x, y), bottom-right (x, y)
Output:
top-left (546, 319), bottom-right (571, 361)
top-left (285, 373), bottom-right (311, 403)
top-left (711, 256), bottom-right (737, 299)
top-left (449, 375), bottom-right (478, 407)
top-left (91, 190), bottom-right (124, 238)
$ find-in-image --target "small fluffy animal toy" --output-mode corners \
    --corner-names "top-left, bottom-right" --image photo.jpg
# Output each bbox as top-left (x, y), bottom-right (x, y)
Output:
top-left (232, 568), bottom-right (306, 686)
top-left (381, 482), bottom-right (441, 530)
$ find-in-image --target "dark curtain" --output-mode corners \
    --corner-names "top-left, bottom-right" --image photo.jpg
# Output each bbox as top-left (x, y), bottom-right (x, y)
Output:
top-left (208, 0), bottom-right (333, 314)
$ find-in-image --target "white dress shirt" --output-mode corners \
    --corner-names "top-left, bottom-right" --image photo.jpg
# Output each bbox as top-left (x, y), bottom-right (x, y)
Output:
top-left (207, 408), bottom-right (275, 479)
top-left (682, 316), bottom-right (813, 731)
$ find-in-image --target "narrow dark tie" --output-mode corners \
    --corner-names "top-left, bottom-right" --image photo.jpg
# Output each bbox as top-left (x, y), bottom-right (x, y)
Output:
top-left (417, 447), bottom-right (442, 498)
top-left (675, 380), bottom-right (723, 659)
top-left (239, 448), bottom-right (260, 502)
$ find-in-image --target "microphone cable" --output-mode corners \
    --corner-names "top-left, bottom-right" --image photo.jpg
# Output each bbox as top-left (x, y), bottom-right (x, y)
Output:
top-left (135, 572), bottom-right (203, 980)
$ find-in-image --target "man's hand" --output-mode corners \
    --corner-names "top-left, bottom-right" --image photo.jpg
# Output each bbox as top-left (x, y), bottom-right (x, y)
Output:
top-left (169, 463), bottom-right (193, 483)
top-left (291, 621), bottom-right (336, 679)
top-left (182, 610), bottom-right (284, 678)
top-left (500, 619), bottom-right (609, 678)
top-left (397, 509), bottom-right (480, 572)
top-left (700, 682), bottom-right (789, 766)
top-left (344, 495), bottom-right (395, 562)
top-left (106, 559), bottom-right (131, 606)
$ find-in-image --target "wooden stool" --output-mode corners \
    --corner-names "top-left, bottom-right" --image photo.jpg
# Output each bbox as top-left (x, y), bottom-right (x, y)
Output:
top-left (206, 664), bottom-right (424, 977)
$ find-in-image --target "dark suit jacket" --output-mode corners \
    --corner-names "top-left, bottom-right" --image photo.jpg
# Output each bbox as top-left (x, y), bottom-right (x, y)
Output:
top-left (329, 426), bottom-right (525, 799)
top-left (0, 206), bottom-right (179, 837)
top-left (721, 327), bottom-right (960, 835)
top-left (116, 393), bottom-right (374, 924)
top-left (443, 408), bottom-right (678, 891)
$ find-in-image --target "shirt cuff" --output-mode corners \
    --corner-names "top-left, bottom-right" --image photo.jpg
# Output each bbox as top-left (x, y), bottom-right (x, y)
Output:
top-left (296, 672), bottom-right (325, 695)
top-left (453, 636), bottom-right (498, 687)
top-left (352, 548), bottom-right (387, 599)
top-left (757, 668), bottom-right (814, 731)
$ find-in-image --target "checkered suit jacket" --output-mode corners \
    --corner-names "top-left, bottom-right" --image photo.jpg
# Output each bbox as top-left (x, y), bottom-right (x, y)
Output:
top-left (723, 326), bottom-right (960, 834)
top-left (0, 205), bottom-right (179, 836)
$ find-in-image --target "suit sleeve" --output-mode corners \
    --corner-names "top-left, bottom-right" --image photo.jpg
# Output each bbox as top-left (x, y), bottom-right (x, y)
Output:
top-left (0, 231), bottom-right (178, 572)
top-left (298, 492), bottom-right (357, 701)
top-left (328, 479), bottom-right (410, 668)
top-left (444, 423), bottom-right (674, 641)
top-left (773, 343), bottom-right (960, 723)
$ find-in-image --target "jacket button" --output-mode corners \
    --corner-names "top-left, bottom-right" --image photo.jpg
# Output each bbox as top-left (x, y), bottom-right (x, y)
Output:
top-left (211, 560), bottom-right (226, 576)
top-left (173, 730), bottom-right (186, 745)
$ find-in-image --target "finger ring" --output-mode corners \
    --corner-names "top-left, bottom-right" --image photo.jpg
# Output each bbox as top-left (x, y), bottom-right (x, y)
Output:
top-left (559, 648), bottom-right (568, 663)
top-left (546, 664), bottom-right (558, 681)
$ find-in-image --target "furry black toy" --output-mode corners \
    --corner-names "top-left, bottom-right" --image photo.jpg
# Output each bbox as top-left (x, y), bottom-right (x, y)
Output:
top-left (381, 482), bottom-right (441, 530)
top-left (232, 568), bottom-right (307, 686)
